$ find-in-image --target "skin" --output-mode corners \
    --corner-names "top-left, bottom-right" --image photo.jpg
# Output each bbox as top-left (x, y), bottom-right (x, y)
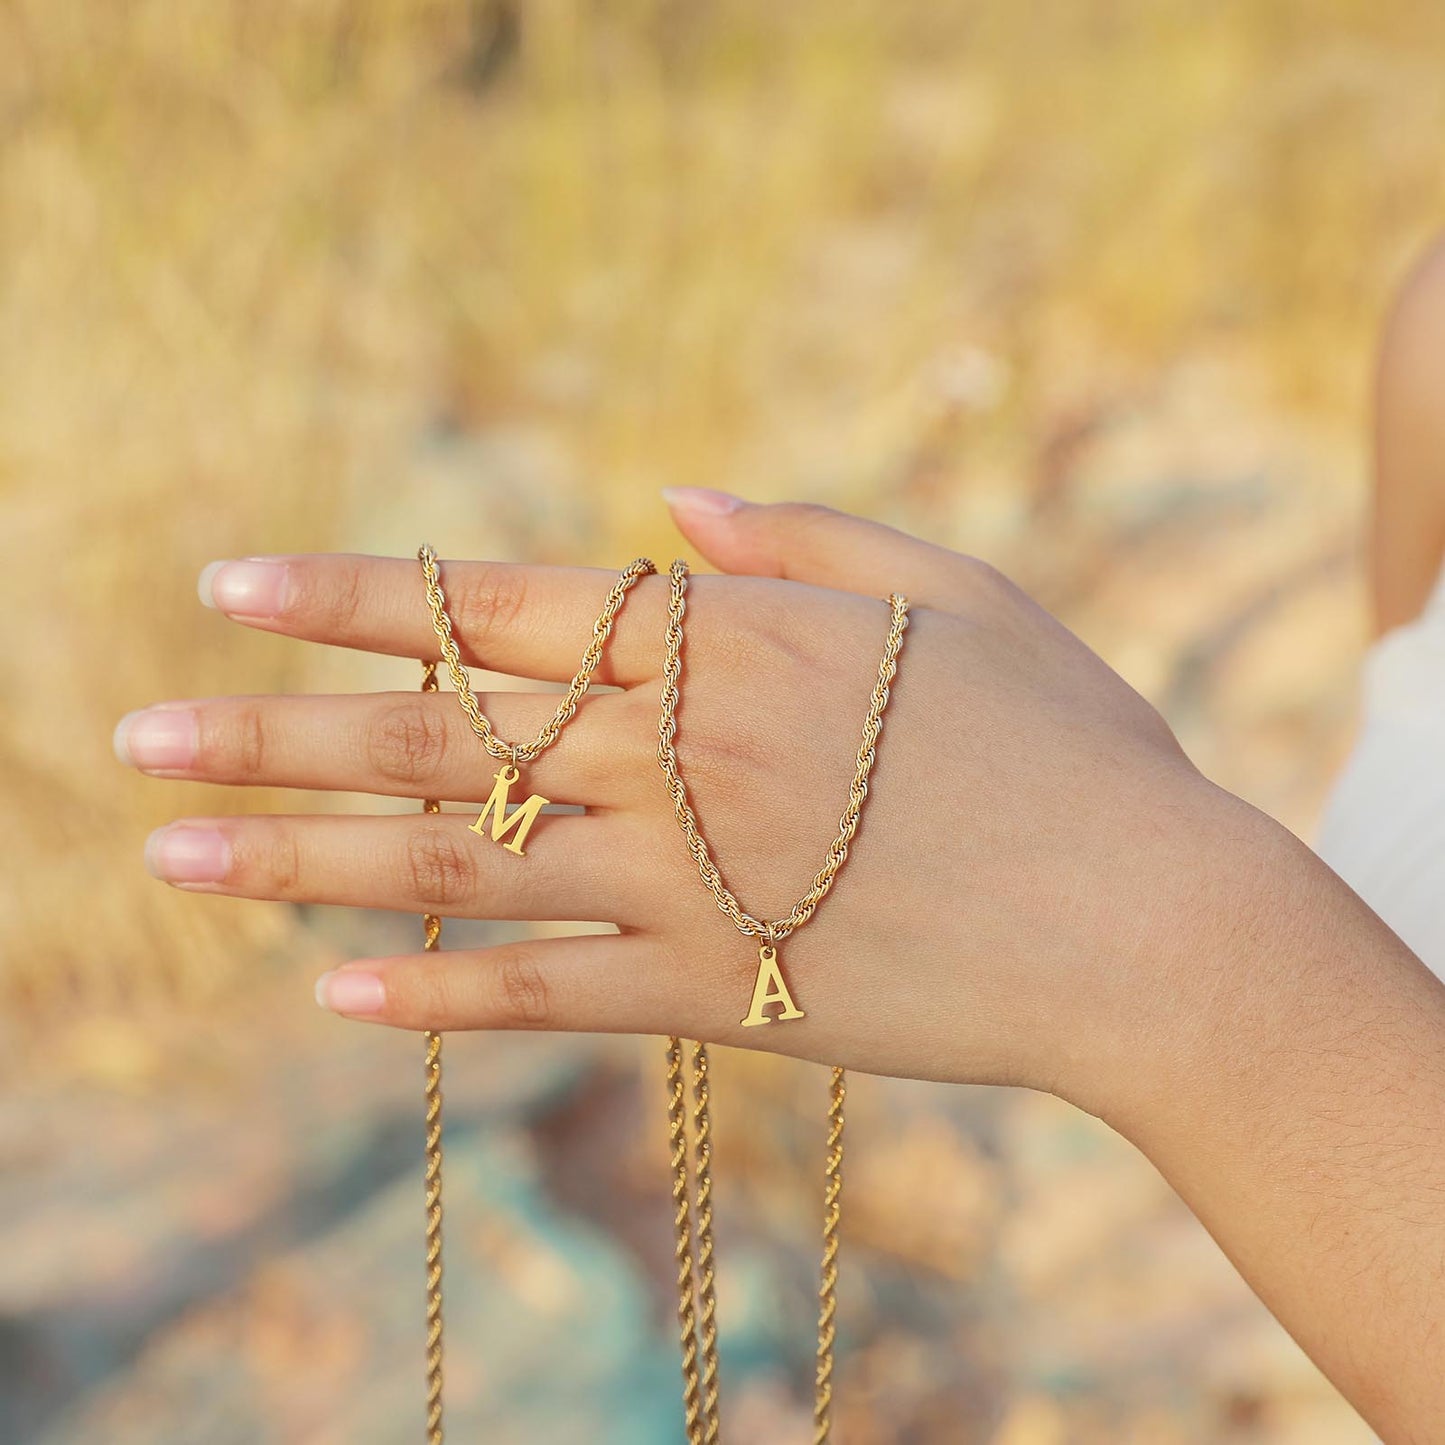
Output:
top-left (1371, 236), bottom-right (1445, 635)
top-left (116, 490), bottom-right (1445, 1441)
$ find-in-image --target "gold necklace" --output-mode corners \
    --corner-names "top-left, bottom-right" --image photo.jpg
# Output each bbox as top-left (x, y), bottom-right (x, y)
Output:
top-left (417, 655), bottom-right (446, 1445)
top-left (414, 545), bottom-right (656, 1444)
top-left (418, 544), bottom-right (657, 856)
top-left (656, 558), bottom-right (910, 1443)
top-left (409, 546), bottom-right (907, 1440)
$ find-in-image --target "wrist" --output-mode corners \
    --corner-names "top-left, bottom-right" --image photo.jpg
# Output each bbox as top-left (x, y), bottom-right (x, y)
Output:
top-left (1088, 780), bottom-right (1440, 1148)
top-left (1059, 780), bottom-right (1373, 1132)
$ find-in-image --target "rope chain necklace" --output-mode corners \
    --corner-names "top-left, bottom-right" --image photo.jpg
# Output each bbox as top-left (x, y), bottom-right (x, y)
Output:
top-left (656, 558), bottom-right (910, 1443)
top-left (419, 544), bottom-right (656, 857)
top-left (413, 545), bottom-right (655, 1443)
top-left (410, 546), bottom-right (908, 1443)
top-left (417, 656), bottom-right (446, 1445)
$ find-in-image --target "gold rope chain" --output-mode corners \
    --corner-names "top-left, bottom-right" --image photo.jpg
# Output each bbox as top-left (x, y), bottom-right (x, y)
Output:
top-left (419, 659), bottom-right (446, 1445)
top-left (411, 547), bottom-right (908, 1445)
top-left (657, 560), bottom-right (910, 946)
top-left (666, 1034), bottom-right (722, 1445)
top-left (413, 549), bottom-right (652, 1442)
top-left (418, 544), bottom-right (656, 765)
top-left (657, 558), bottom-right (910, 1445)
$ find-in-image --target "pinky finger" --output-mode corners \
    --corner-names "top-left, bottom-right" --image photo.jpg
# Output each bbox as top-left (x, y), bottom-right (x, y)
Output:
top-left (314, 930), bottom-right (686, 1036)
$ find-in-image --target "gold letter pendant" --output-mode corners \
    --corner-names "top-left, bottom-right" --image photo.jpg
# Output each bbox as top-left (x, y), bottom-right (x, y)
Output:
top-left (468, 765), bottom-right (549, 857)
top-left (740, 943), bottom-right (806, 1028)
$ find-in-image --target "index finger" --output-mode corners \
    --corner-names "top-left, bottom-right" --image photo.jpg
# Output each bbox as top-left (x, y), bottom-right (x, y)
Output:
top-left (199, 552), bottom-right (670, 687)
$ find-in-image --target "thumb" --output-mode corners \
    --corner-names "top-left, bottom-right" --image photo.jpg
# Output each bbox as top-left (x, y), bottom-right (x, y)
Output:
top-left (661, 487), bottom-right (982, 610)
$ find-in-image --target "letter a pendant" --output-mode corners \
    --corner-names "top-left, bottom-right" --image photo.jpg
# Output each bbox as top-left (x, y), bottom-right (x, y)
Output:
top-left (468, 764), bottom-right (549, 857)
top-left (740, 943), bottom-right (806, 1028)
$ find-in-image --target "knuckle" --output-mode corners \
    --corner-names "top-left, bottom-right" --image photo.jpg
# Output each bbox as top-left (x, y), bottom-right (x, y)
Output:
top-left (684, 713), bottom-right (774, 792)
top-left (693, 588), bottom-right (813, 681)
top-left (958, 555), bottom-right (1016, 604)
top-left (405, 826), bottom-right (478, 909)
top-left (202, 701), bottom-right (267, 778)
top-left (495, 948), bottom-right (551, 1027)
top-left (753, 611), bottom-right (816, 678)
top-left (764, 500), bottom-right (837, 535)
top-left (449, 566), bottom-right (528, 655)
top-left (367, 700), bottom-right (449, 785)
top-left (248, 825), bottom-right (300, 895)
top-left (238, 703), bottom-right (267, 776)
top-left (389, 965), bottom-right (456, 1031)
top-left (291, 558), bottom-right (365, 633)
top-left (709, 607), bottom-right (815, 692)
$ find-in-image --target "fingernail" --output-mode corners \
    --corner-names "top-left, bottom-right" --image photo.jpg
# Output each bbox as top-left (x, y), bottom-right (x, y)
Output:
top-left (144, 824), bottom-right (231, 883)
top-left (661, 487), bottom-right (744, 517)
top-left (199, 559), bottom-right (290, 617)
top-left (315, 969), bottom-right (386, 1015)
top-left (114, 706), bottom-right (198, 771)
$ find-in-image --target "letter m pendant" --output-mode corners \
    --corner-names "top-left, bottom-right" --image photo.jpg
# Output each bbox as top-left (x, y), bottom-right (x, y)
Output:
top-left (469, 765), bottom-right (549, 857)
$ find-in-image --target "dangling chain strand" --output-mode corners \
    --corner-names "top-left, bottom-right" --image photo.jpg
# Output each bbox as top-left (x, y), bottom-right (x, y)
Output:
top-left (412, 547), bottom-right (657, 1442)
top-left (419, 658), bottom-right (446, 1445)
top-left (814, 1065), bottom-right (845, 1444)
top-left (411, 546), bottom-right (906, 1442)
top-left (691, 1039), bottom-right (722, 1445)
top-left (666, 1035), bottom-right (705, 1445)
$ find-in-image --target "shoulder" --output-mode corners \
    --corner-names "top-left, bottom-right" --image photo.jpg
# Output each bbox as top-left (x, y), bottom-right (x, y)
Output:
top-left (1379, 238), bottom-right (1445, 410)
top-left (1371, 237), bottom-right (1445, 635)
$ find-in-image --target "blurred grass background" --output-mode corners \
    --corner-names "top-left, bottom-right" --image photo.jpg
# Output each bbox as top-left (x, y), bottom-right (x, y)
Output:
top-left (2, 1), bottom-right (1442, 1441)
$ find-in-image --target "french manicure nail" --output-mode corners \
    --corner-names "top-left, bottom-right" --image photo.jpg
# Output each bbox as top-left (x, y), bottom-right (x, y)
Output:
top-left (661, 487), bottom-right (744, 517)
top-left (315, 969), bottom-right (386, 1015)
top-left (144, 824), bottom-right (231, 883)
top-left (114, 707), bottom-right (198, 771)
top-left (199, 559), bottom-right (290, 618)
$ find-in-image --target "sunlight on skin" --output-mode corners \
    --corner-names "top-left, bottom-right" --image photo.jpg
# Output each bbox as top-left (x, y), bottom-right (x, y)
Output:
top-left (115, 492), bottom-right (1445, 1442)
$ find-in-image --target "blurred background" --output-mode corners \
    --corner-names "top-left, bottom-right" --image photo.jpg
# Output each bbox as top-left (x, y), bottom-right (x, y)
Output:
top-left (3, 1), bottom-right (1443, 1441)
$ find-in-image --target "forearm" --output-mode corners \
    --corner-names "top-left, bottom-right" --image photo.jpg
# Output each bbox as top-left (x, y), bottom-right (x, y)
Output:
top-left (1104, 791), bottom-right (1445, 1441)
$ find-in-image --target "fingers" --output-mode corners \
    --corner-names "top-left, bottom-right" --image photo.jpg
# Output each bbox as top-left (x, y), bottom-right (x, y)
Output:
top-left (199, 552), bottom-right (669, 687)
top-left (313, 932), bottom-right (693, 1034)
top-left (663, 489), bottom-right (999, 612)
top-left (115, 689), bottom-right (647, 808)
top-left (142, 812), bottom-right (654, 926)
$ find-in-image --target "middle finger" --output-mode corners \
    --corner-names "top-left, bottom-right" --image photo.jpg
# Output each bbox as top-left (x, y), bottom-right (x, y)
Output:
top-left (115, 689), bottom-right (649, 807)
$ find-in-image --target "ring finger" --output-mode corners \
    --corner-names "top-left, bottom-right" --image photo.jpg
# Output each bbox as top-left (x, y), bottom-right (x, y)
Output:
top-left (143, 811), bottom-right (655, 925)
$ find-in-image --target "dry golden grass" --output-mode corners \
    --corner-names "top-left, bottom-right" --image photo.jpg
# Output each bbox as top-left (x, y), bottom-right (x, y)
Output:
top-left (2, 0), bottom-right (1443, 1022)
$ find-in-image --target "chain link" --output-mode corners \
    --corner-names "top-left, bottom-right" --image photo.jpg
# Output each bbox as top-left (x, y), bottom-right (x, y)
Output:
top-left (656, 558), bottom-right (909, 1442)
top-left (666, 1035), bottom-right (705, 1445)
top-left (419, 659), bottom-right (445, 1445)
top-left (690, 1040), bottom-right (722, 1445)
top-left (418, 544), bottom-right (656, 765)
top-left (413, 547), bottom-right (903, 1443)
top-left (414, 547), bottom-right (654, 1444)
top-left (813, 1066), bottom-right (845, 1444)
top-left (656, 558), bottom-right (909, 942)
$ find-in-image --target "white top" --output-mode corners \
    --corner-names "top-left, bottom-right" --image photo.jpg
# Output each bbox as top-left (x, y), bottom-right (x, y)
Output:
top-left (1314, 561), bottom-right (1445, 975)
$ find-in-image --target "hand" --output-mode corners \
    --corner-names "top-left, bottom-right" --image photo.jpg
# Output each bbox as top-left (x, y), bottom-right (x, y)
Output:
top-left (117, 492), bottom-right (1273, 1124)
top-left (117, 492), bottom-right (1445, 1437)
